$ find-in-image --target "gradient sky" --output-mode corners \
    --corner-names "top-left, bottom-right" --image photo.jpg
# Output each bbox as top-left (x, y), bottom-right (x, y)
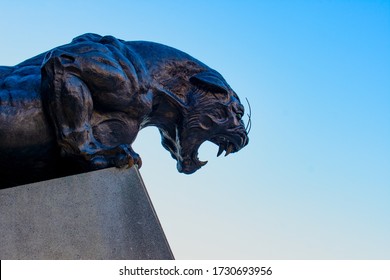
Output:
top-left (1, 0), bottom-right (389, 259)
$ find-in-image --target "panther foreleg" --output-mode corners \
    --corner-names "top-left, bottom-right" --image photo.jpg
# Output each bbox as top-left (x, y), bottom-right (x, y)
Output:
top-left (41, 50), bottom-right (141, 170)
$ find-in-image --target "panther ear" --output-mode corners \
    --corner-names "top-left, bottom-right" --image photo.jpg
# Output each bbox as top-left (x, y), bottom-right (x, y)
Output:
top-left (190, 72), bottom-right (228, 94)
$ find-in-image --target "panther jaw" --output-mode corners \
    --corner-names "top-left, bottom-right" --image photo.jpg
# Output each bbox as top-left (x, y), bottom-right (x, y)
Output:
top-left (160, 126), bottom-right (244, 174)
top-left (176, 135), bottom-right (241, 174)
top-left (176, 141), bottom-right (208, 174)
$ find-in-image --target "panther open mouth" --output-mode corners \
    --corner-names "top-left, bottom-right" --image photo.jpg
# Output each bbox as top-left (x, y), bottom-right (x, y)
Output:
top-left (175, 132), bottom-right (248, 174)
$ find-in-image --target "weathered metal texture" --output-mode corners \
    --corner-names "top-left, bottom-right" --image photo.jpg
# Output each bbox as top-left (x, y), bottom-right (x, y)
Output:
top-left (0, 166), bottom-right (174, 259)
top-left (0, 33), bottom-right (249, 187)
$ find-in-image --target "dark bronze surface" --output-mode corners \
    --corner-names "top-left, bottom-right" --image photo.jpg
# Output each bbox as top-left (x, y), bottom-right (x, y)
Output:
top-left (0, 33), bottom-right (249, 188)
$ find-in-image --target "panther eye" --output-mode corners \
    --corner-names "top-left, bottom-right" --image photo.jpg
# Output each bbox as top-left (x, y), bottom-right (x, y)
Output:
top-left (236, 113), bottom-right (243, 120)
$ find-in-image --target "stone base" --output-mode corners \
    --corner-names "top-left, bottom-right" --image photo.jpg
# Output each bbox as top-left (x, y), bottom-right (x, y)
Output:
top-left (0, 167), bottom-right (174, 260)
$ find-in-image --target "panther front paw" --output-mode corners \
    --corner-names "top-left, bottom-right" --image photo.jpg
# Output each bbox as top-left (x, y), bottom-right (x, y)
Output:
top-left (112, 144), bottom-right (143, 169)
top-left (85, 144), bottom-right (142, 170)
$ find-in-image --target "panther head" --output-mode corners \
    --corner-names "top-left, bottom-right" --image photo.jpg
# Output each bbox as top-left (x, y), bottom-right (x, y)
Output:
top-left (155, 69), bottom-right (249, 174)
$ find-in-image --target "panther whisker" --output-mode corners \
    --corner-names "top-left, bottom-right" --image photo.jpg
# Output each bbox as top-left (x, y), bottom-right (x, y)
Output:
top-left (245, 97), bottom-right (252, 135)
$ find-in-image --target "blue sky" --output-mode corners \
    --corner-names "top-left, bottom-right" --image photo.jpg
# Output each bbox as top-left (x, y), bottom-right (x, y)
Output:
top-left (1, 0), bottom-right (389, 259)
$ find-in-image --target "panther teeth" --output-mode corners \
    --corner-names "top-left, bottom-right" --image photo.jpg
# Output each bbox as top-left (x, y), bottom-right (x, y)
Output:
top-left (225, 143), bottom-right (234, 157)
top-left (217, 145), bottom-right (224, 157)
top-left (199, 160), bottom-right (208, 167)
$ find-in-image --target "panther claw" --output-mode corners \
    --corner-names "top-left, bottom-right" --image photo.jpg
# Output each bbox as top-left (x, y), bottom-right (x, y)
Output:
top-left (134, 157), bottom-right (142, 169)
top-left (115, 144), bottom-right (142, 169)
top-left (127, 155), bottom-right (142, 169)
top-left (126, 157), bottom-right (135, 169)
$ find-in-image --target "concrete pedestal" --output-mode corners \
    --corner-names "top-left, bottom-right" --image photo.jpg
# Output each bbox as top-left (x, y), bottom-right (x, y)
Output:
top-left (0, 167), bottom-right (174, 260)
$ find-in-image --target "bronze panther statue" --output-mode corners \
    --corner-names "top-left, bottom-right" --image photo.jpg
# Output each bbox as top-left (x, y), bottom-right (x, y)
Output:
top-left (0, 33), bottom-right (249, 188)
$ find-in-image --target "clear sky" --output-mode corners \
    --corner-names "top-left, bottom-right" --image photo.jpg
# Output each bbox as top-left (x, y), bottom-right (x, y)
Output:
top-left (1, 0), bottom-right (389, 259)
